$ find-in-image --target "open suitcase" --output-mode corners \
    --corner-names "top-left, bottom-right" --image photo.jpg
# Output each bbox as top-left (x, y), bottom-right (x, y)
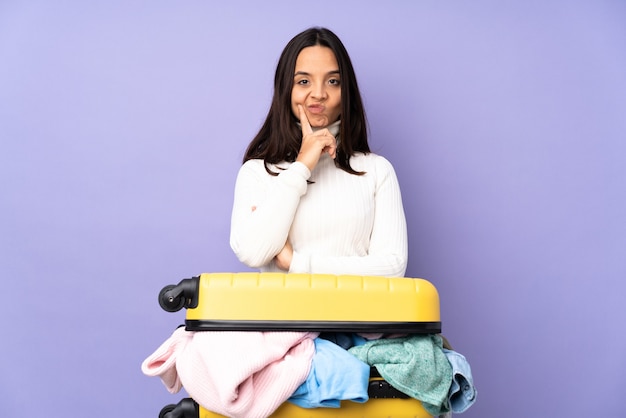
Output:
top-left (156, 272), bottom-right (443, 418)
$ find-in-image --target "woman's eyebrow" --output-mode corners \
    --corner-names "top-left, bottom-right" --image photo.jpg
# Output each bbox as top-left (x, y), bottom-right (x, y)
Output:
top-left (294, 70), bottom-right (340, 76)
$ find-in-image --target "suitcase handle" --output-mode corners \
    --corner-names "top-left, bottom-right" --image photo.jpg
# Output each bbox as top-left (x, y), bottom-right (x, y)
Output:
top-left (368, 378), bottom-right (410, 399)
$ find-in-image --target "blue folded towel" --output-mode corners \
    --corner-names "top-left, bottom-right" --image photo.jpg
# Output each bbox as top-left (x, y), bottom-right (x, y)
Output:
top-left (289, 338), bottom-right (370, 408)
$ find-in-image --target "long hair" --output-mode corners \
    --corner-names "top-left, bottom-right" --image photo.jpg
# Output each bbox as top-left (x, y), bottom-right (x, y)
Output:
top-left (243, 27), bottom-right (369, 175)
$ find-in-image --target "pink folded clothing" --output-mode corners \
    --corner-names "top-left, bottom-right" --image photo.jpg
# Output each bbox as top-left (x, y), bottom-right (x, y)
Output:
top-left (142, 328), bottom-right (318, 418)
top-left (141, 326), bottom-right (192, 393)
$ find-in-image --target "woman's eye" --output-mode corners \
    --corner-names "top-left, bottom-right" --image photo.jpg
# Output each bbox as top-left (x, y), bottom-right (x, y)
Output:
top-left (329, 79), bottom-right (341, 86)
top-left (297, 79), bottom-right (309, 85)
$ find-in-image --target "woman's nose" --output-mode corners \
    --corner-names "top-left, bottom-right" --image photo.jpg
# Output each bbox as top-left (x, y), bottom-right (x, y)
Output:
top-left (311, 83), bottom-right (327, 100)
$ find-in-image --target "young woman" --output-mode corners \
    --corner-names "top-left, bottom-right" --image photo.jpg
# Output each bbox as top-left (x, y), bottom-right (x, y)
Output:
top-left (230, 27), bottom-right (408, 277)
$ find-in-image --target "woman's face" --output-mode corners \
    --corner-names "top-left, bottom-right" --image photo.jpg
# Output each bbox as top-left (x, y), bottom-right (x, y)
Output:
top-left (291, 45), bottom-right (341, 128)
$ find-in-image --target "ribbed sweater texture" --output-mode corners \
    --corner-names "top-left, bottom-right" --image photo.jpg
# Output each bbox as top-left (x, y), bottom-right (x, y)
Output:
top-left (230, 127), bottom-right (408, 277)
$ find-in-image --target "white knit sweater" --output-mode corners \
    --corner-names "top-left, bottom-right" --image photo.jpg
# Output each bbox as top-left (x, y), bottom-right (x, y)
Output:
top-left (230, 129), bottom-right (408, 277)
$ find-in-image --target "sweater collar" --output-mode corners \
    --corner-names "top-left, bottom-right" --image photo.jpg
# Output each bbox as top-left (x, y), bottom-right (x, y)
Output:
top-left (298, 120), bottom-right (341, 138)
top-left (318, 120), bottom-right (341, 137)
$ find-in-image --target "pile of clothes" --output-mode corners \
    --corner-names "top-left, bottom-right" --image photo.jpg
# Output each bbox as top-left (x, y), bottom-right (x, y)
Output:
top-left (142, 327), bottom-right (476, 418)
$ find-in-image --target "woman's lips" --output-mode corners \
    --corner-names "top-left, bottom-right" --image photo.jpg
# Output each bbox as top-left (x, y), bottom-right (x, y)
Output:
top-left (307, 104), bottom-right (325, 114)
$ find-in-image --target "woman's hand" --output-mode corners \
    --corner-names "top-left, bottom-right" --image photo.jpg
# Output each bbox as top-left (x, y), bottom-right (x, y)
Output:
top-left (296, 104), bottom-right (336, 171)
top-left (274, 240), bottom-right (293, 271)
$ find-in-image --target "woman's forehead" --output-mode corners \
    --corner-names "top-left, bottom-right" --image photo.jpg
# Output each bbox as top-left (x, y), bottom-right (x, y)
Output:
top-left (294, 46), bottom-right (338, 72)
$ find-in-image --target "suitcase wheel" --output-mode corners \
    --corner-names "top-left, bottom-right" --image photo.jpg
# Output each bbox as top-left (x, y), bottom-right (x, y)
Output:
top-left (159, 398), bottom-right (198, 418)
top-left (158, 277), bottom-right (200, 312)
top-left (158, 404), bottom-right (176, 418)
top-left (158, 285), bottom-right (186, 312)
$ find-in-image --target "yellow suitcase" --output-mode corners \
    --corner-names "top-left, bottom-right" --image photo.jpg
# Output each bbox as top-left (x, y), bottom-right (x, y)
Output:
top-left (157, 273), bottom-right (442, 418)
top-left (159, 395), bottom-right (434, 418)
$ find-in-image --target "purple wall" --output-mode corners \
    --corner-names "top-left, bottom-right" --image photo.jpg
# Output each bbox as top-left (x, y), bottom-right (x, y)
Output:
top-left (2, 1), bottom-right (625, 417)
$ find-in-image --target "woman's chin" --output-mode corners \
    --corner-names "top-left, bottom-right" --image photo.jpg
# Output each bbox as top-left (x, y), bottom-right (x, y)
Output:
top-left (309, 116), bottom-right (329, 128)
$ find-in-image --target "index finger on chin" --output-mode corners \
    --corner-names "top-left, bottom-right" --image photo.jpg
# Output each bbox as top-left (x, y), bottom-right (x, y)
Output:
top-left (298, 105), bottom-right (313, 136)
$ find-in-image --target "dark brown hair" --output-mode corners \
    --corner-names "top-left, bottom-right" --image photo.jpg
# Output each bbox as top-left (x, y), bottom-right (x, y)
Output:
top-left (243, 27), bottom-right (369, 175)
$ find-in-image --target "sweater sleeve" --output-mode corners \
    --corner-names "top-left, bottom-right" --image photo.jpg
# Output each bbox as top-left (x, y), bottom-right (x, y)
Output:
top-left (230, 161), bottom-right (311, 268)
top-left (290, 156), bottom-right (408, 277)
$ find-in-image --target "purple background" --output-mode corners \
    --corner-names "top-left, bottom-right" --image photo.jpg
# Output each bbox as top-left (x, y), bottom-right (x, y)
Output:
top-left (2, 1), bottom-right (625, 417)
